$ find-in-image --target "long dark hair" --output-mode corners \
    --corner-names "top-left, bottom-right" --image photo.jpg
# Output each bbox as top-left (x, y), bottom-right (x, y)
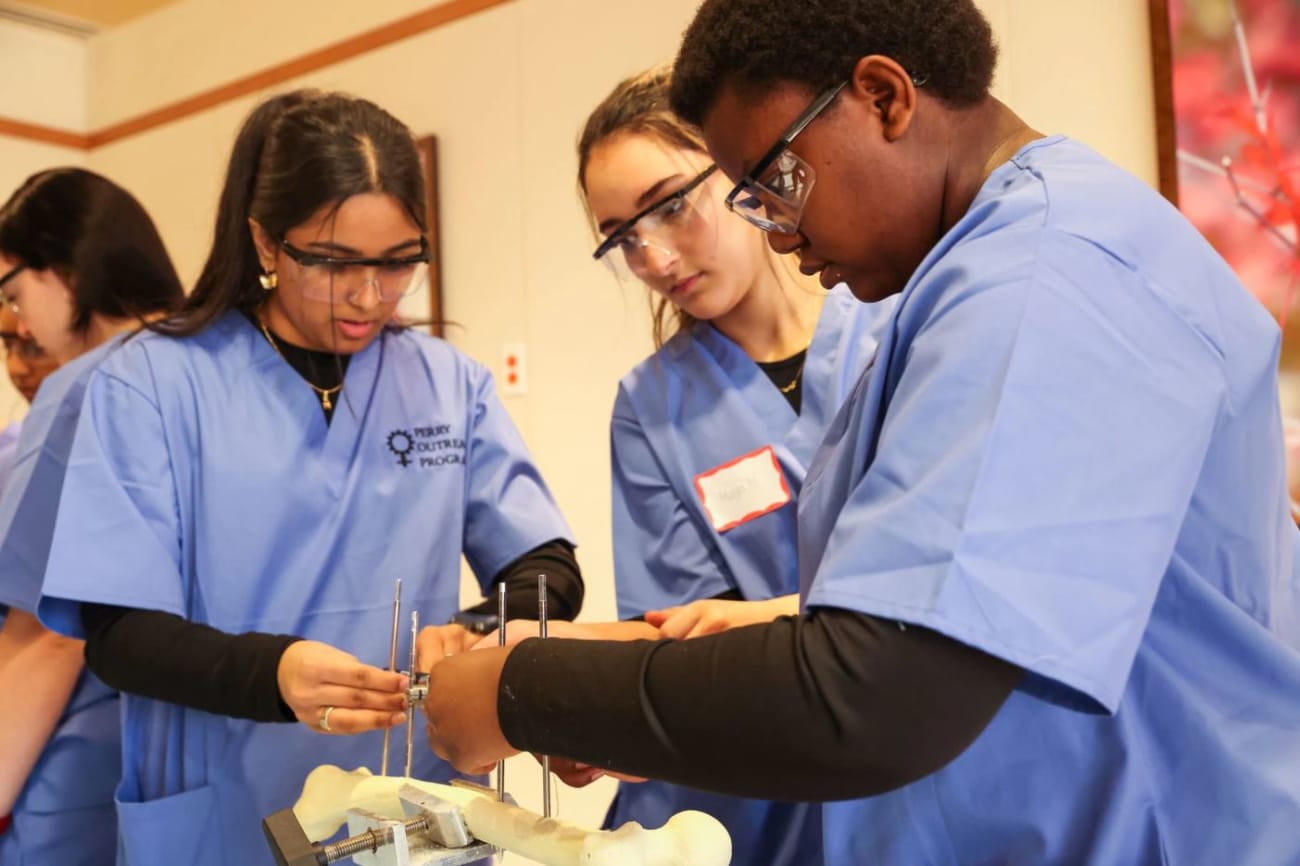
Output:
top-left (154, 89), bottom-right (428, 337)
top-left (0, 168), bottom-right (183, 332)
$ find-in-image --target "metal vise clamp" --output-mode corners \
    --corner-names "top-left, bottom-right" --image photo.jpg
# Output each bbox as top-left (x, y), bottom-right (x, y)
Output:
top-left (263, 784), bottom-right (501, 866)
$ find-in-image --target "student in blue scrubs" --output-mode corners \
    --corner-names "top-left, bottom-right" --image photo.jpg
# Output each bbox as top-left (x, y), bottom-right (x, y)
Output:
top-left (562, 65), bottom-right (887, 865)
top-left (35, 91), bottom-right (582, 866)
top-left (421, 2), bottom-right (1300, 864)
top-left (0, 168), bottom-right (185, 866)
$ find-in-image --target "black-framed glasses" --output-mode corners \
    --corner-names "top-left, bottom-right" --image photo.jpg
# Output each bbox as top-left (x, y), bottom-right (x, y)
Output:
top-left (0, 329), bottom-right (49, 361)
top-left (592, 165), bottom-right (719, 270)
top-left (723, 80), bottom-right (848, 235)
top-left (279, 237), bottom-right (430, 303)
top-left (0, 264), bottom-right (26, 310)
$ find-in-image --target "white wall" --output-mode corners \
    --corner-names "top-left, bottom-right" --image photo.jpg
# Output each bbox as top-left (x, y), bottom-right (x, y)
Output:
top-left (0, 0), bottom-right (1159, 843)
top-left (0, 18), bottom-right (86, 422)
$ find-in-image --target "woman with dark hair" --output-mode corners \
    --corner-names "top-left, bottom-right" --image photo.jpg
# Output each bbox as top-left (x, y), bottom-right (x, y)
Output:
top-left (32, 90), bottom-right (581, 866)
top-left (0, 167), bottom-right (185, 866)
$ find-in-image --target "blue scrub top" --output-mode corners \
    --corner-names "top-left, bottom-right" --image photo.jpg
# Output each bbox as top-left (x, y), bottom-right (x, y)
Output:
top-left (0, 344), bottom-right (122, 866)
top-left (37, 313), bottom-right (573, 866)
top-left (798, 136), bottom-right (1300, 865)
top-left (0, 420), bottom-right (21, 497)
top-left (608, 287), bottom-right (891, 866)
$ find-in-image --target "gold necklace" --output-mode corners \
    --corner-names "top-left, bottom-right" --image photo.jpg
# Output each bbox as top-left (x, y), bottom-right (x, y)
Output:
top-left (258, 319), bottom-right (344, 411)
top-left (778, 364), bottom-right (804, 394)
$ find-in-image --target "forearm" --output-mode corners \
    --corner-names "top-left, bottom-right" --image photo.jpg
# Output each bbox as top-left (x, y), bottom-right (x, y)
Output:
top-left (463, 540), bottom-right (584, 622)
top-left (0, 611), bottom-right (84, 813)
top-left (499, 607), bottom-right (1021, 801)
top-left (565, 620), bottom-right (661, 641)
top-left (82, 604), bottom-right (300, 722)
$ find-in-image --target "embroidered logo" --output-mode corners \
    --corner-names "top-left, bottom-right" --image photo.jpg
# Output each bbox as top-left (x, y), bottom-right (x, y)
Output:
top-left (386, 424), bottom-right (467, 469)
top-left (387, 429), bottom-right (415, 467)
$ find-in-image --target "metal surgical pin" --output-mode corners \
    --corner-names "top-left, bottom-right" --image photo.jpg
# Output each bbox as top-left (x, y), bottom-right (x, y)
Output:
top-left (381, 579), bottom-right (402, 776)
top-left (538, 574), bottom-right (551, 818)
top-left (405, 610), bottom-right (419, 778)
top-left (496, 582), bottom-right (508, 803)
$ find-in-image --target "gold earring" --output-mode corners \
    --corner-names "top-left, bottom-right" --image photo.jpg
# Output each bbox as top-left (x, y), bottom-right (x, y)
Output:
top-left (259, 270), bottom-right (278, 291)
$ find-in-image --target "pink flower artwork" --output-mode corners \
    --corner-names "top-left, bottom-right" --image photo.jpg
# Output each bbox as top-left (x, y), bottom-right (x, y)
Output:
top-left (1168, 0), bottom-right (1300, 516)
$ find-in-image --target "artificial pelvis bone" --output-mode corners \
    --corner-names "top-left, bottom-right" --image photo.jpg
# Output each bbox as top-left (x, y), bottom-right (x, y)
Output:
top-left (293, 765), bottom-right (731, 866)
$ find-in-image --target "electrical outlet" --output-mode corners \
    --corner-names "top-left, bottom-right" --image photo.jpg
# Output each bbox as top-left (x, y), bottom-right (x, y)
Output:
top-left (501, 342), bottom-right (526, 396)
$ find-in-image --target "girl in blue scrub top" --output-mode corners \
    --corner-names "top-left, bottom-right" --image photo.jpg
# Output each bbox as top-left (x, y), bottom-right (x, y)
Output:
top-left (0, 168), bottom-right (185, 866)
top-left (566, 65), bottom-right (886, 866)
top-left (422, 2), bottom-right (1300, 864)
top-left (34, 91), bottom-right (581, 866)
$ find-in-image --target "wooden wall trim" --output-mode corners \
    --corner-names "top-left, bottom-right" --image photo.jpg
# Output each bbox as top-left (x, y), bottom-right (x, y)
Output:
top-left (0, 0), bottom-right (513, 152)
top-left (1148, 0), bottom-right (1180, 205)
top-left (0, 116), bottom-right (90, 149)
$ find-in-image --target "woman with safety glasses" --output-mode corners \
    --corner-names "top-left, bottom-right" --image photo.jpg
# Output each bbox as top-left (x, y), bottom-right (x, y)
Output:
top-left (31, 91), bottom-right (582, 866)
top-left (546, 65), bottom-right (889, 865)
top-left (0, 167), bottom-right (185, 866)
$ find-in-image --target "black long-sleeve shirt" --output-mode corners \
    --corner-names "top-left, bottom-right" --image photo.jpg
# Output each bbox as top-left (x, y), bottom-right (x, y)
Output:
top-left (499, 608), bottom-right (1020, 801)
top-left (81, 539), bottom-right (582, 722)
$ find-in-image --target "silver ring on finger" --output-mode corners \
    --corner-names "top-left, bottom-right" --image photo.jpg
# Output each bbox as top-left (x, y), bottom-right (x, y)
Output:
top-left (320, 705), bottom-right (336, 733)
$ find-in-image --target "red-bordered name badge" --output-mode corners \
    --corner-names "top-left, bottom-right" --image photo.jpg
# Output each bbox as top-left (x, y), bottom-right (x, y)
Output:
top-left (694, 445), bottom-right (792, 533)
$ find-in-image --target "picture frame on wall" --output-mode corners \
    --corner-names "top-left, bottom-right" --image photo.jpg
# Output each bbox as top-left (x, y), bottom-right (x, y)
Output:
top-left (1149, 0), bottom-right (1299, 516)
top-left (416, 134), bottom-right (444, 338)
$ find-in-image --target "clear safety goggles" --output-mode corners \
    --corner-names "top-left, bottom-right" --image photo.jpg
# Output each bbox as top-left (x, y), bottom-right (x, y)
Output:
top-left (723, 80), bottom-right (846, 235)
top-left (280, 237), bottom-right (430, 305)
top-left (592, 165), bottom-right (718, 280)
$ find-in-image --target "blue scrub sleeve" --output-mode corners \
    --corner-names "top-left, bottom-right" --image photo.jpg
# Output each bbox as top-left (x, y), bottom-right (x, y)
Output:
top-left (461, 369), bottom-right (573, 585)
top-left (805, 231), bottom-right (1225, 713)
top-left (609, 386), bottom-right (732, 620)
top-left (39, 371), bottom-right (185, 638)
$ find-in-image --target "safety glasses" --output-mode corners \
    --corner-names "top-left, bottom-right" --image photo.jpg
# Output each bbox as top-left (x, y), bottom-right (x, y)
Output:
top-left (280, 237), bottom-right (430, 304)
top-left (0, 264), bottom-right (26, 312)
top-left (723, 80), bottom-right (847, 235)
top-left (592, 165), bottom-right (718, 280)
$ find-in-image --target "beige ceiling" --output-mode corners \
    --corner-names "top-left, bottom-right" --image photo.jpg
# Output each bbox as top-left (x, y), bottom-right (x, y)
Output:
top-left (1, 0), bottom-right (180, 30)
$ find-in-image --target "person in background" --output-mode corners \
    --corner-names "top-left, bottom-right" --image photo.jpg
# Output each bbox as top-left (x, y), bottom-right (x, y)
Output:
top-left (0, 167), bottom-right (185, 866)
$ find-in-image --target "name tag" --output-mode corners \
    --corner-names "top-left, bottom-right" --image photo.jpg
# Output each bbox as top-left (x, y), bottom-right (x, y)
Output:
top-left (694, 445), bottom-right (792, 533)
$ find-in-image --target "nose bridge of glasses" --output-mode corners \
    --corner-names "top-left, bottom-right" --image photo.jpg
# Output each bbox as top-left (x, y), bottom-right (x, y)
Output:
top-left (633, 236), bottom-right (681, 277)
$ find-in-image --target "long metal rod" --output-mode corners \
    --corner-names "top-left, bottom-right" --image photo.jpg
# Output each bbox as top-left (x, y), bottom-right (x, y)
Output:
top-left (381, 578), bottom-right (402, 776)
top-left (538, 574), bottom-right (551, 818)
top-left (496, 582), bottom-right (508, 803)
top-left (405, 610), bottom-right (419, 777)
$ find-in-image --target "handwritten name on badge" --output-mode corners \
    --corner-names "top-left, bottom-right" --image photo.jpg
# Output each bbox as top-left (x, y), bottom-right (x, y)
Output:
top-left (694, 445), bottom-right (792, 533)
